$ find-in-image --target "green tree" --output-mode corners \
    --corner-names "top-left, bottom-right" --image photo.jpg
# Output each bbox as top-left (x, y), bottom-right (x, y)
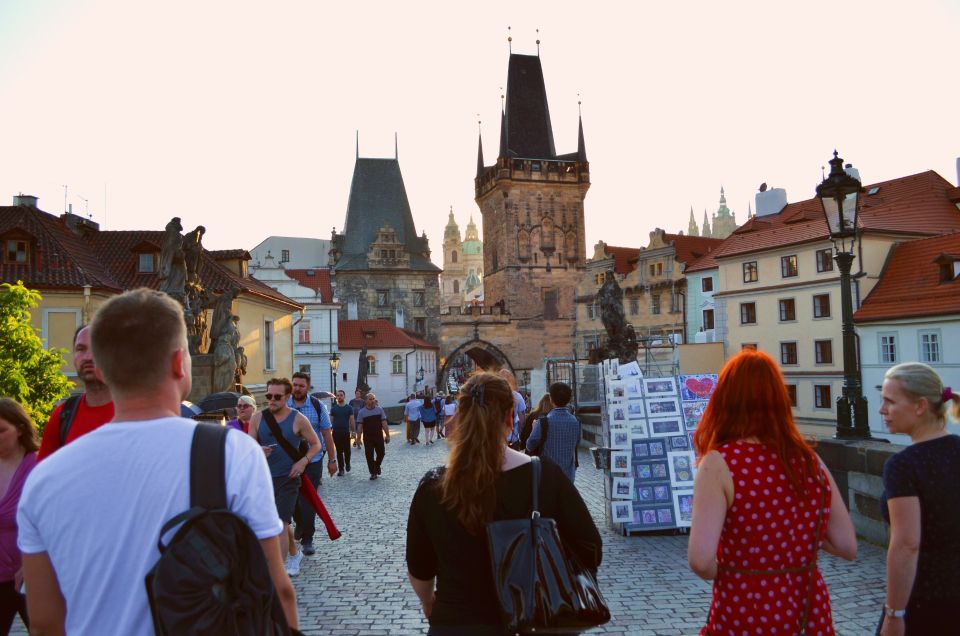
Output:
top-left (0, 281), bottom-right (74, 429)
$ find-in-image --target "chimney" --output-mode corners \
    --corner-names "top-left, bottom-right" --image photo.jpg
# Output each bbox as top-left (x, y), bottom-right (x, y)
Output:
top-left (13, 194), bottom-right (38, 208)
top-left (755, 187), bottom-right (788, 217)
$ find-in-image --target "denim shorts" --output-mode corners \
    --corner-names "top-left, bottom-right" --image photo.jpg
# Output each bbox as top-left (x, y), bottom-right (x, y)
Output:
top-left (272, 476), bottom-right (300, 523)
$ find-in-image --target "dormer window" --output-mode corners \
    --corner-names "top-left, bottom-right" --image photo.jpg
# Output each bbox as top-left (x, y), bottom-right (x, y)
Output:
top-left (934, 254), bottom-right (960, 283)
top-left (138, 253), bottom-right (157, 273)
top-left (5, 239), bottom-right (28, 263)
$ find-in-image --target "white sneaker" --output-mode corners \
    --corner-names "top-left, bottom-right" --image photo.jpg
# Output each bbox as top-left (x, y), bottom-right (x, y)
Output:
top-left (285, 550), bottom-right (303, 576)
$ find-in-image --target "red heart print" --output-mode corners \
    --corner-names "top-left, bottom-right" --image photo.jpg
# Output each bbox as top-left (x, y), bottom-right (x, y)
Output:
top-left (685, 377), bottom-right (715, 398)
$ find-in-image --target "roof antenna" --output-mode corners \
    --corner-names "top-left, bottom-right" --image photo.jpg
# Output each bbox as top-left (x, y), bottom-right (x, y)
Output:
top-left (79, 195), bottom-right (89, 218)
top-left (395, 131), bottom-right (398, 160)
top-left (356, 130), bottom-right (359, 159)
top-left (507, 26), bottom-right (512, 54)
top-left (62, 184), bottom-right (68, 213)
top-left (536, 28), bottom-right (540, 56)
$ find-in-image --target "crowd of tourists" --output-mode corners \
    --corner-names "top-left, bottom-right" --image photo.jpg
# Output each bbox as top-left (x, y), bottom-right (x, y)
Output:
top-left (0, 287), bottom-right (957, 634)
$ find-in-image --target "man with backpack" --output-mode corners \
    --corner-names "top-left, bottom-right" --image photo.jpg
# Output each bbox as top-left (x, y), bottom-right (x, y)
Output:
top-left (37, 325), bottom-right (114, 459)
top-left (526, 382), bottom-right (582, 483)
top-left (18, 288), bottom-right (299, 634)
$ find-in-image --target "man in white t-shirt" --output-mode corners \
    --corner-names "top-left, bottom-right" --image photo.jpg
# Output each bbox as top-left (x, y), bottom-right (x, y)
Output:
top-left (18, 288), bottom-right (298, 634)
top-left (403, 393), bottom-right (424, 445)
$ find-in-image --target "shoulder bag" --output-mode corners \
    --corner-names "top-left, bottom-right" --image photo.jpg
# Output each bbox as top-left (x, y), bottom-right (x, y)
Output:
top-left (486, 457), bottom-right (610, 634)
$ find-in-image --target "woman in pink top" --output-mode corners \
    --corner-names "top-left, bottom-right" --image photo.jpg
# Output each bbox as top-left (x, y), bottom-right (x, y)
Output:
top-left (0, 398), bottom-right (39, 635)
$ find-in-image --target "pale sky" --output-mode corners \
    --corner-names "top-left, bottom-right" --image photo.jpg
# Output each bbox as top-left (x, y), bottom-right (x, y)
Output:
top-left (1, 0), bottom-right (957, 263)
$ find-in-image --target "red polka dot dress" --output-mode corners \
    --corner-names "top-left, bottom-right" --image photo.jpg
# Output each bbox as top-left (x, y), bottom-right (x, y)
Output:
top-left (702, 441), bottom-right (834, 635)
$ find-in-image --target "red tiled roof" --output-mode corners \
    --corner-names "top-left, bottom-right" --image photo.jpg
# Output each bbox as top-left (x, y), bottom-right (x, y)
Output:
top-left (339, 319), bottom-right (437, 350)
top-left (0, 204), bottom-right (300, 309)
top-left (604, 246), bottom-right (640, 275)
top-left (284, 268), bottom-right (334, 302)
top-left (209, 249), bottom-right (251, 260)
top-left (712, 171), bottom-right (960, 259)
top-left (662, 234), bottom-right (725, 266)
top-left (853, 231), bottom-right (960, 323)
top-left (684, 249), bottom-right (719, 273)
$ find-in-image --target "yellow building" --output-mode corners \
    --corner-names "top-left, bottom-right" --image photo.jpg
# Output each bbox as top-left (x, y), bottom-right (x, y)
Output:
top-left (0, 195), bottom-right (301, 392)
top-left (712, 170), bottom-right (960, 429)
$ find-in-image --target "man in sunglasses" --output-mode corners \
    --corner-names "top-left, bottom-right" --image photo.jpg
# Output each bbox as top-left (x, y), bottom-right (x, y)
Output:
top-left (248, 378), bottom-right (322, 577)
top-left (226, 394), bottom-right (257, 433)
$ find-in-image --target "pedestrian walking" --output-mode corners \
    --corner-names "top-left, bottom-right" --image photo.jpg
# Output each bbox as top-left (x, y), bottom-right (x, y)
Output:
top-left (226, 394), bottom-right (256, 433)
top-left (497, 369), bottom-right (525, 450)
top-left (356, 393), bottom-right (390, 479)
top-left (406, 372), bottom-right (602, 634)
top-left (525, 383), bottom-right (579, 482)
top-left (878, 362), bottom-right (960, 635)
top-left (329, 390), bottom-right (355, 476)
top-left (688, 349), bottom-right (856, 636)
top-left (420, 398), bottom-right (438, 445)
top-left (404, 393), bottom-right (423, 444)
top-left (434, 394), bottom-right (446, 439)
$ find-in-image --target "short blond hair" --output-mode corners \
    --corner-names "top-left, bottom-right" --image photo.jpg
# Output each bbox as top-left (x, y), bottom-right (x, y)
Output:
top-left (90, 288), bottom-right (187, 393)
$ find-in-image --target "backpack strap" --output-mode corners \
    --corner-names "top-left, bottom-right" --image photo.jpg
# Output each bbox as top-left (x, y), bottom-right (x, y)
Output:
top-left (263, 409), bottom-right (305, 462)
top-left (530, 456), bottom-right (541, 517)
top-left (190, 424), bottom-right (228, 510)
top-left (58, 395), bottom-right (82, 447)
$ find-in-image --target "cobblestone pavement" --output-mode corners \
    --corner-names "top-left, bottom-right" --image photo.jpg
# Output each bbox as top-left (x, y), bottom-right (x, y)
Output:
top-left (290, 428), bottom-right (886, 635)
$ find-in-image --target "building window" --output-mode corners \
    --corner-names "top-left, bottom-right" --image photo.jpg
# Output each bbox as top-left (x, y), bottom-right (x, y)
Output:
top-left (377, 290), bottom-right (389, 307)
top-left (367, 355), bottom-right (378, 375)
top-left (780, 342), bottom-right (798, 365)
top-left (780, 255), bottom-right (798, 278)
top-left (743, 261), bottom-right (758, 283)
top-left (587, 302), bottom-right (597, 320)
top-left (701, 277), bottom-right (714, 292)
top-left (813, 294), bottom-right (831, 318)
top-left (451, 251), bottom-right (458, 263)
top-left (815, 340), bottom-right (833, 364)
top-left (702, 309), bottom-right (715, 330)
top-left (392, 354), bottom-right (403, 374)
top-left (779, 298), bottom-right (796, 322)
top-left (652, 294), bottom-right (661, 315)
top-left (543, 288), bottom-right (559, 320)
top-left (649, 262), bottom-right (663, 277)
top-left (138, 253), bottom-right (156, 273)
top-left (413, 290), bottom-right (425, 307)
top-left (414, 317), bottom-right (426, 335)
top-left (785, 384), bottom-right (798, 407)
top-left (814, 384), bottom-right (832, 409)
top-left (263, 319), bottom-right (275, 370)
top-left (740, 302), bottom-right (757, 325)
top-left (297, 323), bottom-right (311, 344)
top-left (452, 280), bottom-right (459, 294)
top-left (299, 364), bottom-right (311, 375)
top-left (5, 239), bottom-right (28, 263)
top-left (629, 298), bottom-right (639, 315)
top-left (280, 249), bottom-right (290, 263)
top-left (879, 333), bottom-right (897, 364)
top-left (816, 248), bottom-right (834, 272)
top-left (669, 291), bottom-right (680, 314)
top-left (919, 331), bottom-right (941, 363)
top-left (595, 273), bottom-right (605, 285)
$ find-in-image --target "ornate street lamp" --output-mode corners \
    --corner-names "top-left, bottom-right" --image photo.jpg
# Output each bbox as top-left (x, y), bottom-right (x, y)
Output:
top-left (816, 151), bottom-right (871, 439)
top-left (329, 352), bottom-right (340, 395)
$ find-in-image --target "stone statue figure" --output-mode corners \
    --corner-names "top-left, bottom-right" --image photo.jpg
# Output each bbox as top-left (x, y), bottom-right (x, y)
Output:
top-left (596, 272), bottom-right (638, 363)
top-left (158, 217), bottom-right (187, 302)
top-left (355, 346), bottom-right (371, 395)
top-left (210, 287), bottom-right (239, 345)
top-left (212, 332), bottom-right (238, 393)
top-left (183, 225), bottom-right (206, 287)
top-left (234, 344), bottom-right (247, 387)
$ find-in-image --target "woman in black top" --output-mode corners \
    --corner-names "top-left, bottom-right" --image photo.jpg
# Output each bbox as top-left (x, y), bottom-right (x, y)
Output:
top-left (406, 372), bottom-right (602, 635)
top-left (879, 362), bottom-right (960, 635)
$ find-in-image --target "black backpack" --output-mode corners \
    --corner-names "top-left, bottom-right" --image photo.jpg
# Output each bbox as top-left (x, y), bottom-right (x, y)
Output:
top-left (145, 424), bottom-right (292, 635)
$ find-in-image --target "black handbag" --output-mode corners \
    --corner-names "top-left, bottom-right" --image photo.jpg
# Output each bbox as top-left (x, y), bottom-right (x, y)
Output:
top-left (486, 457), bottom-right (610, 634)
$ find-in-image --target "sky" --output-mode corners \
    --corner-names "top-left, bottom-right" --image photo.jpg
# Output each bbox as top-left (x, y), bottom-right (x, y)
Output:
top-left (1, 0), bottom-right (958, 263)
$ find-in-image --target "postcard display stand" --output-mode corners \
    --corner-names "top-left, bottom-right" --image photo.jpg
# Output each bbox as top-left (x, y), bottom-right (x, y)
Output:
top-left (599, 358), bottom-right (718, 535)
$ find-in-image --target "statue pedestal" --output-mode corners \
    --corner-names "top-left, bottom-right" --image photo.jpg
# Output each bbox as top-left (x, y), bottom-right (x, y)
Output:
top-left (189, 354), bottom-right (215, 403)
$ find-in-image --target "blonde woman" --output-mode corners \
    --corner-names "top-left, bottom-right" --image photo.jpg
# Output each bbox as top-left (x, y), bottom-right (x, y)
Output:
top-left (879, 362), bottom-right (960, 635)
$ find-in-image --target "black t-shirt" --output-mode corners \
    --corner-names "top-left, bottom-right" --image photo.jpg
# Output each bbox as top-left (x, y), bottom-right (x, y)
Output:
top-left (882, 434), bottom-right (960, 601)
top-left (406, 457), bottom-right (602, 628)
top-left (329, 403), bottom-right (353, 433)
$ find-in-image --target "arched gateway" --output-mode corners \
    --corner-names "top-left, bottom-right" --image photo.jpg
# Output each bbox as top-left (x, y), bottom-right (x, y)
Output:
top-left (438, 338), bottom-right (513, 394)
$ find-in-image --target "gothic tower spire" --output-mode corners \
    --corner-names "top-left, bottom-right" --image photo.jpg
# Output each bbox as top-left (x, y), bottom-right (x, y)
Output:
top-left (688, 206), bottom-right (699, 236)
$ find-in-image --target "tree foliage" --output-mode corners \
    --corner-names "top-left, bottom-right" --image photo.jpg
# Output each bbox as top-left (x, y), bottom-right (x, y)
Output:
top-left (0, 281), bottom-right (74, 428)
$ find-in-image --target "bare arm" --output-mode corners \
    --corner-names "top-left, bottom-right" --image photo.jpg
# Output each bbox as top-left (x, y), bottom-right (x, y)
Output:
top-left (23, 552), bottom-right (66, 635)
top-left (407, 572), bottom-right (435, 619)
top-left (321, 428), bottom-right (336, 475)
top-left (248, 411), bottom-right (262, 443)
top-left (880, 496), bottom-right (921, 636)
top-left (382, 416), bottom-right (390, 443)
top-left (260, 536), bottom-right (298, 629)
top-left (349, 414), bottom-right (356, 436)
top-left (819, 460), bottom-right (857, 560)
top-left (687, 451), bottom-right (733, 580)
top-left (295, 413), bottom-right (321, 461)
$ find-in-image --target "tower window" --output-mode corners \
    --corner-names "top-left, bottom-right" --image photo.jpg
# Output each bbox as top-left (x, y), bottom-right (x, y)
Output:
top-left (451, 251), bottom-right (458, 263)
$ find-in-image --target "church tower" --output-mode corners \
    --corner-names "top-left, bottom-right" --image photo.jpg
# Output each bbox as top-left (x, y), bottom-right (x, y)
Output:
top-left (474, 52), bottom-right (589, 323)
top-left (710, 186), bottom-right (738, 239)
top-left (687, 207), bottom-right (699, 236)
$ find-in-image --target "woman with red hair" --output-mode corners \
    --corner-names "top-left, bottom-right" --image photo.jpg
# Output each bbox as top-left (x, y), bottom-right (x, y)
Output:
top-left (687, 349), bottom-right (856, 635)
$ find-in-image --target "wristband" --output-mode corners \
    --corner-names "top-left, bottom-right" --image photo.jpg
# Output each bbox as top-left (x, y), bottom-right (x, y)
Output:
top-left (327, 458), bottom-right (337, 464)
top-left (884, 605), bottom-right (906, 619)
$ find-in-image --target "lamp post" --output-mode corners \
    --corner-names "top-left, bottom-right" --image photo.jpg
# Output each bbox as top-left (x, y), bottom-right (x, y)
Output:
top-left (416, 366), bottom-right (425, 394)
top-left (329, 352), bottom-right (340, 395)
top-left (816, 150), bottom-right (871, 440)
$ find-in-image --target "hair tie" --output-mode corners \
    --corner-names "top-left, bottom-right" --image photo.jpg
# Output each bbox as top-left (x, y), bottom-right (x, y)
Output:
top-left (470, 383), bottom-right (486, 407)
top-left (944, 387), bottom-right (954, 402)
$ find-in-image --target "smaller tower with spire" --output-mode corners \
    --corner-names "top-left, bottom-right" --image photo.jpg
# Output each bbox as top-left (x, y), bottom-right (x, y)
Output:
top-left (441, 208), bottom-right (485, 308)
top-left (702, 209), bottom-right (712, 238)
top-left (688, 206), bottom-right (699, 237)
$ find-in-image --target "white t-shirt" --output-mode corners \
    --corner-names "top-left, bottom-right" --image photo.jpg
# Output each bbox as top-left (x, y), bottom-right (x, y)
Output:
top-left (18, 417), bottom-right (282, 636)
top-left (404, 399), bottom-right (423, 420)
top-left (443, 402), bottom-right (457, 418)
